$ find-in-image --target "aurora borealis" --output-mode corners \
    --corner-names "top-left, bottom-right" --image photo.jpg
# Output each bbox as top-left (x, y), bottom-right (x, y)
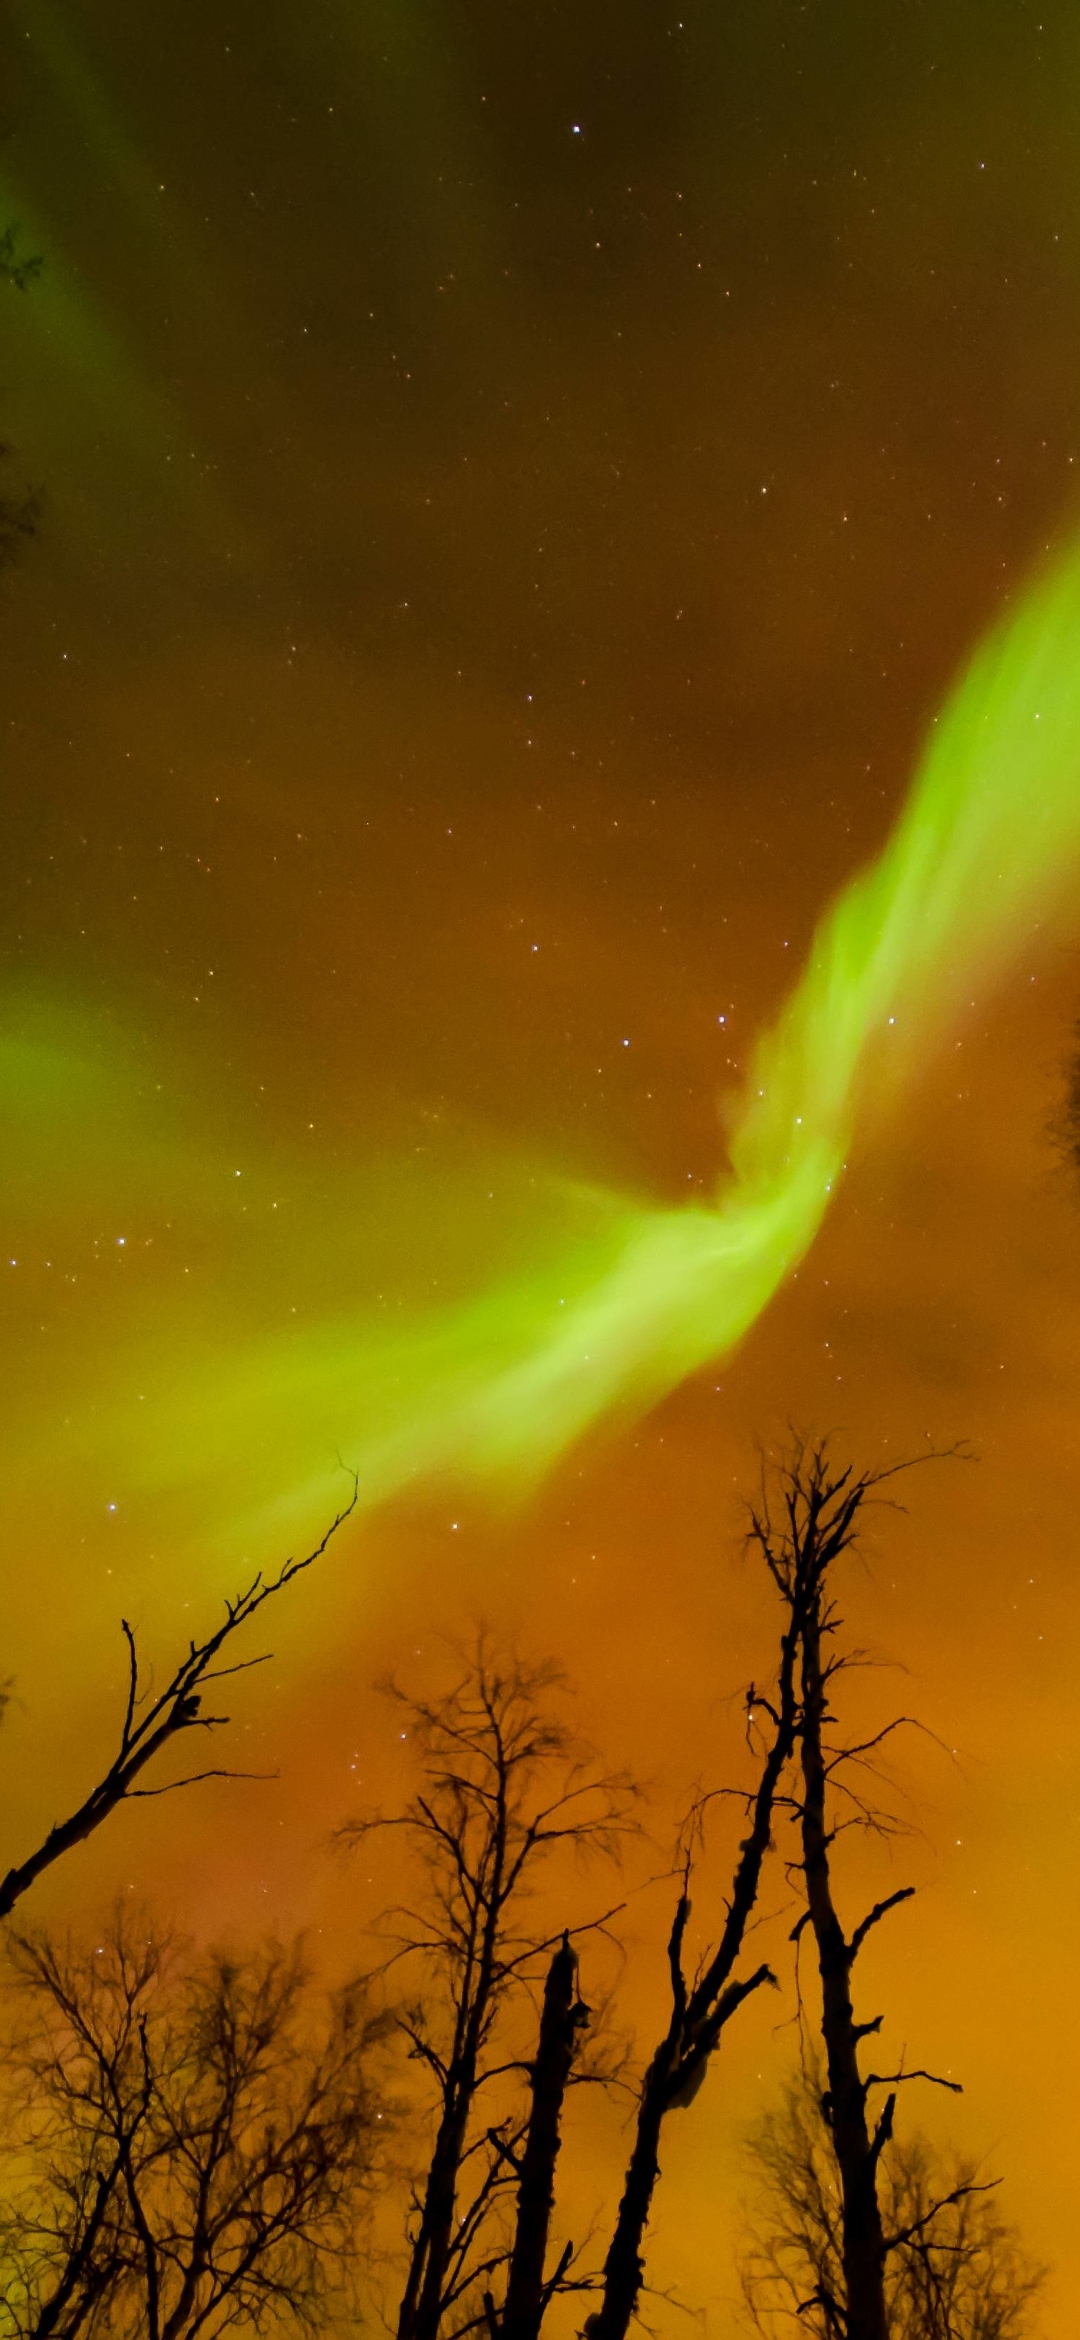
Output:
top-left (6, 3), bottom-right (1080, 2332)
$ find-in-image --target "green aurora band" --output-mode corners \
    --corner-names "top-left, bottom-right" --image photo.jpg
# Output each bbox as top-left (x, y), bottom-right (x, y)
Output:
top-left (174, 529), bottom-right (1080, 1538)
top-left (10, 536), bottom-right (1080, 1557)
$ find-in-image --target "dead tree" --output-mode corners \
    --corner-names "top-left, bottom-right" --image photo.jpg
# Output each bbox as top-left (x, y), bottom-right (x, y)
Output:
top-left (0, 1907), bottom-right (390, 2340)
top-left (585, 1491), bottom-right (822, 2340)
top-left (752, 1438), bottom-right (958, 2340)
top-left (739, 2058), bottom-right (1046, 2340)
top-left (0, 1481), bottom-right (357, 1923)
top-left (493, 1933), bottom-right (590, 2340)
top-left (338, 1634), bottom-right (635, 2340)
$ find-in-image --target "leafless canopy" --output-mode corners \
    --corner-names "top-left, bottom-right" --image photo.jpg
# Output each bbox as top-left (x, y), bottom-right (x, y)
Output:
top-left (0, 1906), bottom-right (392, 2340)
top-left (337, 1631), bottom-right (636, 2340)
top-left (749, 1436), bottom-right (961, 2340)
top-left (585, 1448), bottom-right (825, 2340)
top-left (739, 2060), bottom-right (1046, 2340)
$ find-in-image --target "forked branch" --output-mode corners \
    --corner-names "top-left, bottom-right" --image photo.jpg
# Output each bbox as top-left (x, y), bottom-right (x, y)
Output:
top-left (0, 1476), bottom-right (358, 1920)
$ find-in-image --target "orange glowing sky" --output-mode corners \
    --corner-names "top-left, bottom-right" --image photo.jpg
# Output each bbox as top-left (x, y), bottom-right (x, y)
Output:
top-left (4, 4), bottom-right (1080, 2331)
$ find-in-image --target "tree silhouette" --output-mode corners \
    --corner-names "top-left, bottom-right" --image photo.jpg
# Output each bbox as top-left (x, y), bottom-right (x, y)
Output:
top-left (739, 2059), bottom-right (1045, 2340)
top-left (586, 1516), bottom-right (814, 2340)
top-left (490, 1932), bottom-right (590, 2340)
top-left (337, 1634), bottom-right (635, 2340)
top-left (0, 1482), bottom-right (358, 1924)
top-left (407, 1448), bottom-right (973, 2340)
top-left (0, 1907), bottom-right (391, 2338)
top-left (751, 1438), bottom-right (960, 2340)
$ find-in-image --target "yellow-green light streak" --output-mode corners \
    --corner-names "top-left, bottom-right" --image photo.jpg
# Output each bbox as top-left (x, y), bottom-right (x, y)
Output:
top-left (329, 530), bottom-right (1080, 1497)
top-left (10, 534), bottom-right (1080, 1560)
top-left (148, 529), bottom-right (1080, 1541)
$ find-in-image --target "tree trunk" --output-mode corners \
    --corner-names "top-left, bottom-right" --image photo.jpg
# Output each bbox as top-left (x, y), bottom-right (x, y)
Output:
top-left (403, 1782), bottom-right (509, 2340)
top-left (32, 2165), bottom-right (117, 2338)
top-left (399, 2090), bottom-right (472, 2340)
top-left (589, 1585), bottom-right (803, 2340)
top-left (799, 1593), bottom-right (889, 2340)
top-left (589, 2072), bottom-right (667, 2340)
top-left (501, 1936), bottom-right (585, 2340)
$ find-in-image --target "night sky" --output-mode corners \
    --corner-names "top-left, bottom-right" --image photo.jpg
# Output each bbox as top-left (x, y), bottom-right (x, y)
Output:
top-left (5, 4), bottom-right (1080, 2331)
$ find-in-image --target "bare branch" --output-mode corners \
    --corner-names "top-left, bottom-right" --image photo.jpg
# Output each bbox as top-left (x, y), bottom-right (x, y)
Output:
top-left (0, 1475), bottom-right (358, 1921)
top-left (1, 1906), bottom-right (390, 2336)
top-left (847, 1888), bottom-right (916, 1965)
top-left (125, 1767), bottom-right (277, 1798)
top-left (865, 2068), bottom-right (963, 2097)
top-left (882, 2177), bottom-right (1000, 2254)
top-left (345, 1631), bottom-right (633, 2340)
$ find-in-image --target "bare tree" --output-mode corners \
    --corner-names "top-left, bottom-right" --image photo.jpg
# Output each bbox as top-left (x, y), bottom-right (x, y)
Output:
top-left (448, 1453), bottom-right (898, 2340)
top-left (0, 1482), bottom-right (357, 1925)
top-left (0, 1906), bottom-right (391, 2339)
top-left (493, 1933), bottom-right (590, 2340)
top-left (751, 1438), bottom-right (960, 2340)
top-left (337, 1634), bottom-right (635, 2340)
top-left (584, 1478), bottom-right (823, 2340)
top-left (739, 2060), bottom-right (1046, 2340)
